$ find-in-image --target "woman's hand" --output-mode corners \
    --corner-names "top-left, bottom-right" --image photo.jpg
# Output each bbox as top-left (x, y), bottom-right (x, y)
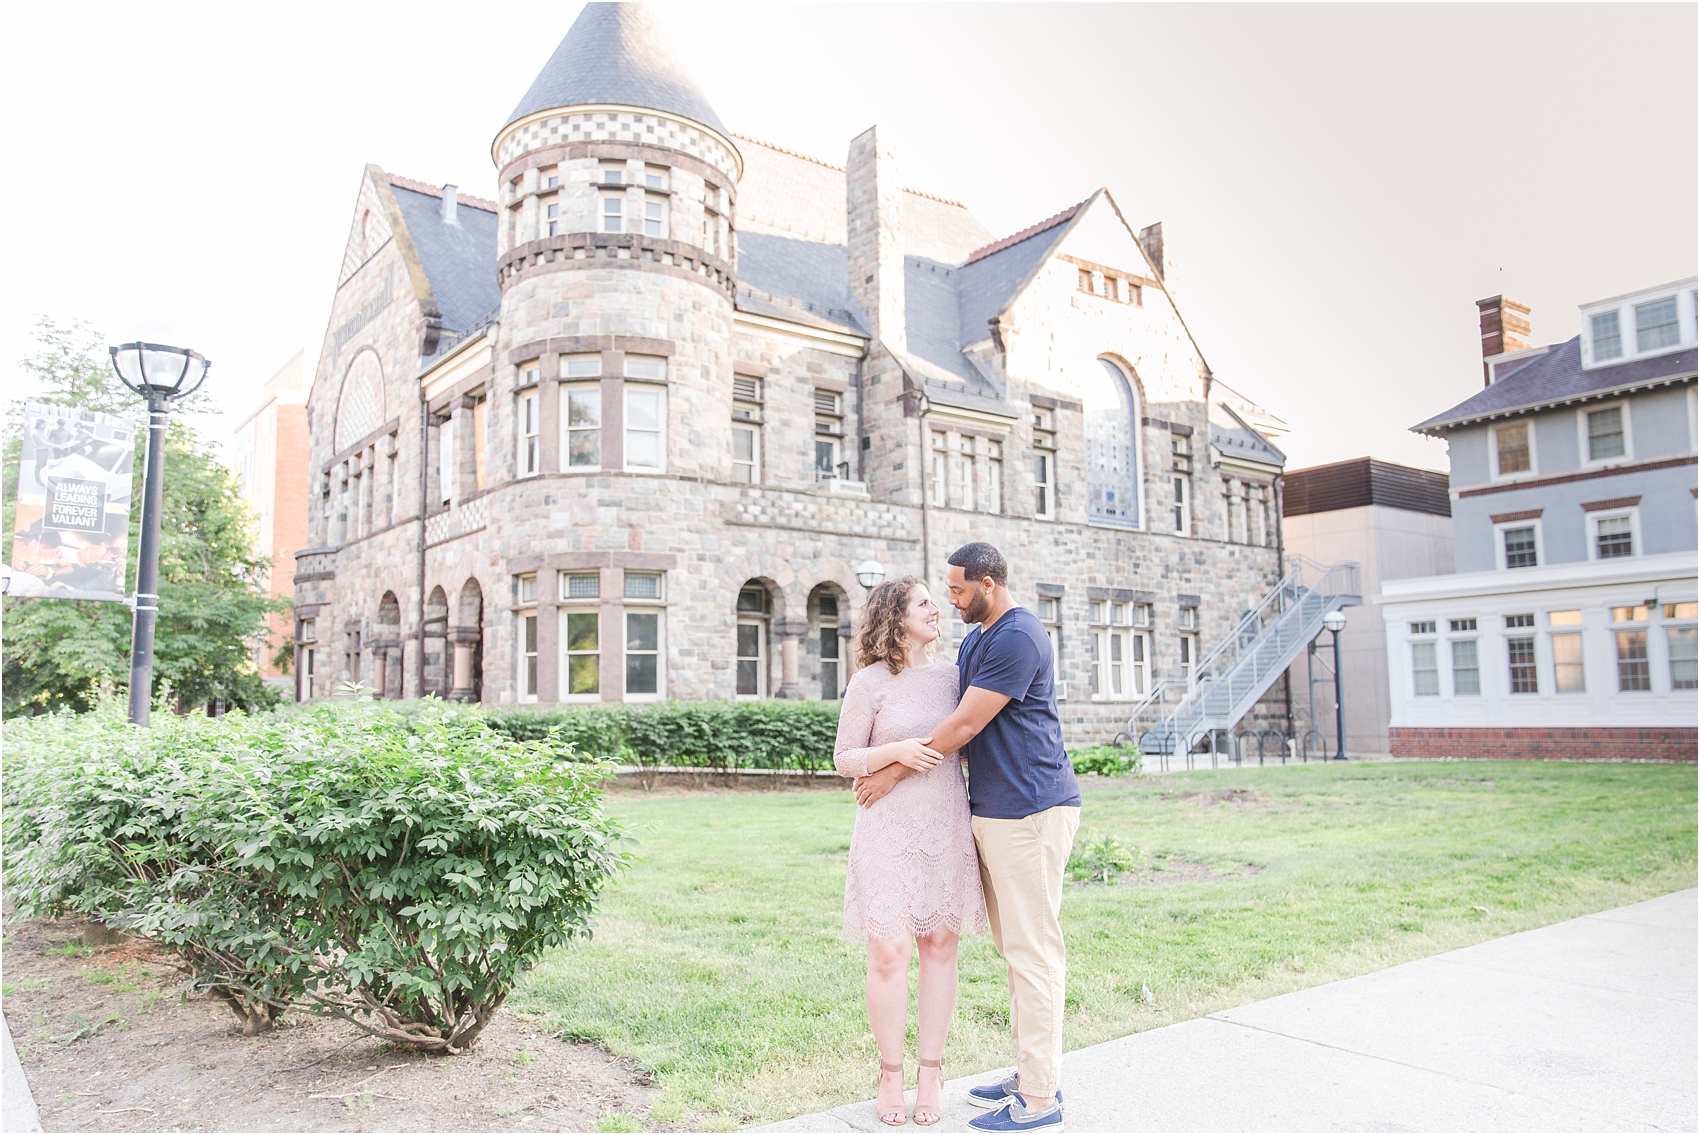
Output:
top-left (887, 737), bottom-right (944, 772)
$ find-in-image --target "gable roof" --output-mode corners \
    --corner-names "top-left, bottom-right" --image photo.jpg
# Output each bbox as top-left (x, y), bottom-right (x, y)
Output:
top-left (1210, 402), bottom-right (1286, 469)
top-left (504, 2), bottom-right (728, 138)
top-left (386, 179), bottom-right (500, 360)
top-left (955, 200), bottom-right (1084, 341)
top-left (1412, 336), bottom-right (1698, 434)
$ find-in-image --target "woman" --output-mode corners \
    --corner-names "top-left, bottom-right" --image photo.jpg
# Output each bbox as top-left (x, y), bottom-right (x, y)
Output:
top-left (835, 576), bottom-right (987, 1127)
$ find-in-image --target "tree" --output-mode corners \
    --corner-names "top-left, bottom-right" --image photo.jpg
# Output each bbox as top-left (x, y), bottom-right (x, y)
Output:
top-left (3, 317), bottom-right (286, 716)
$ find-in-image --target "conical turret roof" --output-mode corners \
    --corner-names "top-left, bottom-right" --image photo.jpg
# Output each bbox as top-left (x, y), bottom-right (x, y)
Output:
top-left (504, 3), bottom-right (728, 138)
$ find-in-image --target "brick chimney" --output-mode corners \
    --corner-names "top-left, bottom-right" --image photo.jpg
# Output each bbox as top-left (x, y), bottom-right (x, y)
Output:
top-left (846, 126), bottom-right (905, 351)
top-left (1476, 295), bottom-right (1530, 385)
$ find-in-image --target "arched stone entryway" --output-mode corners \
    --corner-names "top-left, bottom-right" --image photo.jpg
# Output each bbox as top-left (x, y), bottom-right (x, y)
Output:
top-left (450, 577), bottom-right (484, 703)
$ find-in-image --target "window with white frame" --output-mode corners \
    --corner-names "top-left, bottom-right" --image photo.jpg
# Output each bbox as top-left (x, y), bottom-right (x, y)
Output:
top-left (516, 574), bottom-right (538, 702)
top-left (1448, 618), bottom-right (1479, 695)
top-left (732, 424), bottom-right (760, 483)
top-left (542, 194), bottom-right (560, 237)
top-left (562, 353), bottom-right (601, 379)
top-left (1549, 609), bottom-right (1585, 693)
top-left (1089, 600), bottom-right (1143, 700)
top-left (561, 606), bottom-right (600, 698)
top-left (953, 434), bottom-right (975, 511)
top-left (1172, 475), bottom-right (1190, 535)
top-left (733, 375), bottom-right (761, 405)
top-left (986, 440), bottom-right (1003, 514)
top-left (624, 572), bottom-right (663, 697)
top-left (1636, 296), bottom-right (1680, 352)
top-left (518, 387), bottom-right (540, 476)
top-left (1411, 639), bottom-right (1439, 697)
top-left (599, 160), bottom-right (625, 185)
top-left (564, 383), bottom-right (601, 469)
top-left (1505, 613), bottom-right (1538, 694)
top-left (703, 182), bottom-right (725, 257)
top-left (1501, 523), bottom-right (1539, 570)
top-left (624, 384), bottom-right (665, 472)
top-left (1032, 408), bottom-right (1056, 519)
top-left (736, 585), bottom-right (769, 697)
top-left (1590, 311), bottom-right (1622, 361)
top-left (815, 391), bottom-right (843, 482)
top-left (541, 165), bottom-right (559, 190)
top-left (625, 354), bottom-right (666, 381)
top-left (437, 415), bottom-right (455, 507)
top-left (1591, 511), bottom-right (1636, 560)
top-left (643, 165), bottom-right (668, 190)
top-left (930, 430), bottom-right (947, 506)
top-left (1493, 421), bottom-right (1532, 476)
top-left (817, 593), bottom-right (841, 700)
top-left (1612, 605), bottom-right (1651, 692)
top-left (1038, 595), bottom-right (1062, 673)
top-left (1178, 604), bottom-right (1199, 686)
top-left (601, 192), bottom-right (625, 232)
top-left (1585, 405), bottom-right (1628, 463)
top-left (643, 194), bottom-right (666, 237)
top-left (1665, 602), bottom-right (1698, 691)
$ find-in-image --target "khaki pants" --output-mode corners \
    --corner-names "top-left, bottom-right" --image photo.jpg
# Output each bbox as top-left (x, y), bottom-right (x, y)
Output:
top-left (971, 804), bottom-right (1080, 1100)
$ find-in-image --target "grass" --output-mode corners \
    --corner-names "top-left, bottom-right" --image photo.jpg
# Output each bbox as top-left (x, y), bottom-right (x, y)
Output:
top-left (510, 762), bottom-right (1696, 1126)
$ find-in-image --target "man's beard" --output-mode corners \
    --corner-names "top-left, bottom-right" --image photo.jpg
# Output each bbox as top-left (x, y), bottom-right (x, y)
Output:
top-left (960, 590), bottom-right (991, 624)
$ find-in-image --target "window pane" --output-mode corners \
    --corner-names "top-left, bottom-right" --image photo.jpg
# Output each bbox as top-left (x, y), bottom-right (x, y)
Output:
top-left (569, 429), bottom-right (601, 467)
top-left (1451, 640), bottom-right (1479, 695)
top-left (627, 613), bottom-right (658, 657)
top-left (737, 623), bottom-right (761, 656)
top-left (820, 626), bottom-right (840, 659)
top-left (1549, 610), bottom-right (1582, 626)
top-left (626, 653), bottom-right (658, 694)
top-left (524, 614), bottom-right (538, 653)
top-left (627, 390), bottom-right (660, 429)
top-left (1507, 636), bottom-right (1538, 693)
top-left (733, 427), bottom-right (754, 462)
top-left (568, 654), bottom-right (600, 694)
top-left (625, 573), bottom-right (660, 599)
top-left (1495, 424), bottom-right (1530, 474)
top-left (1635, 296), bottom-right (1680, 351)
top-left (1412, 642), bottom-right (1439, 696)
top-left (736, 659), bottom-right (759, 696)
top-left (1553, 633), bottom-right (1585, 693)
top-left (566, 573), bottom-right (600, 599)
top-left (567, 390), bottom-right (600, 426)
top-left (1596, 515), bottom-right (1633, 559)
top-left (1504, 526), bottom-right (1538, 569)
top-left (1667, 626), bottom-right (1697, 691)
top-left (1587, 407), bottom-right (1625, 460)
top-left (626, 430), bottom-right (660, 467)
top-left (566, 612), bottom-right (599, 652)
top-left (1616, 630), bottom-right (1650, 691)
top-left (1591, 311), bottom-right (1622, 360)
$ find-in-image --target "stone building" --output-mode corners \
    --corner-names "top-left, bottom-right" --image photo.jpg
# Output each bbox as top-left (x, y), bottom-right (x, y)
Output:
top-left (293, 2), bottom-right (1290, 740)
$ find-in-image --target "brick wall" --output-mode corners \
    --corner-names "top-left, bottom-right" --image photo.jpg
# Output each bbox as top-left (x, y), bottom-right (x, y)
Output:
top-left (1391, 726), bottom-right (1697, 762)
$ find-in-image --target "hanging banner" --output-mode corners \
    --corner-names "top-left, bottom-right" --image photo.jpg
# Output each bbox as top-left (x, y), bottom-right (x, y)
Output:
top-left (8, 403), bottom-right (138, 602)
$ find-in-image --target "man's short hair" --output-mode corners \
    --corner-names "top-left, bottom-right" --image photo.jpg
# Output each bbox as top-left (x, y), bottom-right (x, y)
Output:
top-left (948, 541), bottom-right (1008, 587)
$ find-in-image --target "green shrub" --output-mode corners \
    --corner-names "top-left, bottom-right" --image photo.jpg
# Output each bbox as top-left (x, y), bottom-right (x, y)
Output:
top-left (1066, 830), bottom-right (1141, 884)
top-left (1068, 743), bottom-right (1142, 777)
top-left (483, 699), bottom-right (841, 772)
top-left (2, 700), bottom-right (626, 1052)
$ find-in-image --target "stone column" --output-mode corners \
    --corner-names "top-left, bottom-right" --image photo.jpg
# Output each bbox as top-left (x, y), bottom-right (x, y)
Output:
top-left (776, 615), bottom-right (809, 699)
top-left (369, 635), bottom-right (399, 698)
top-left (448, 625), bottom-right (480, 701)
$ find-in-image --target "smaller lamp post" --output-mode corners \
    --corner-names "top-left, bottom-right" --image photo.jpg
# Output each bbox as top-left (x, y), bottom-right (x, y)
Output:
top-left (856, 560), bottom-right (886, 591)
top-left (110, 339), bottom-right (210, 726)
top-left (1322, 609), bottom-right (1348, 760)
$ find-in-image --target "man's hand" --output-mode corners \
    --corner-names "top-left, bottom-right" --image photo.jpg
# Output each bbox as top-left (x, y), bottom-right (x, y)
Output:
top-left (888, 737), bottom-right (944, 772)
top-left (853, 763), bottom-right (909, 808)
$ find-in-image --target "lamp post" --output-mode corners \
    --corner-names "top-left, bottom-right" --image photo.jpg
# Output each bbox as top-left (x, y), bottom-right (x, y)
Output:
top-left (1322, 609), bottom-right (1348, 760)
top-left (109, 339), bottom-right (210, 725)
top-left (855, 560), bottom-right (886, 591)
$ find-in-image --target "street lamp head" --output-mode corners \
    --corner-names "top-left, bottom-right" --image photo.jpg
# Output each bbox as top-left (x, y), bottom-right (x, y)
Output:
top-left (1322, 610), bottom-right (1348, 633)
top-left (109, 337), bottom-right (210, 402)
top-left (855, 560), bottom-right (886, 590)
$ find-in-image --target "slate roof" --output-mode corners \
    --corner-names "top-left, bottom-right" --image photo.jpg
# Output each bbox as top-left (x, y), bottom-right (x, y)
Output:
top-left (735, 232), bottom-right (868, 334)
top-left (505, 3), bottom-right (729, 138)
top-left (956, 203), bottom-right (1080, 340)
top-left (1413, 336), bottom-right (1698, 434)
top-left (1209, 403), bottom-right (1286, 469)
top-left (388, 185), bottom-right (501, 360)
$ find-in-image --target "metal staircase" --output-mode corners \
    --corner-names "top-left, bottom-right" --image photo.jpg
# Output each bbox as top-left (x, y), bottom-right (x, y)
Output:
top-left (1122, 557), bottom-right (1361, 762)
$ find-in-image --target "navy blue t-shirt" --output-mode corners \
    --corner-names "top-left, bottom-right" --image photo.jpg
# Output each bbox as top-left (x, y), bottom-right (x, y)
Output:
top-left (956, 605), bottom-right (1082, 820)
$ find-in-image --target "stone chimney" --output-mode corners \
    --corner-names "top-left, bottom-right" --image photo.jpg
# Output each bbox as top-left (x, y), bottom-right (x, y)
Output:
top-left (846, 126), bottom-right (905, 350)
top-left (1476, 295), bottom-right (1530, 385)
top-left (441, 184), bottom-right (460, 226)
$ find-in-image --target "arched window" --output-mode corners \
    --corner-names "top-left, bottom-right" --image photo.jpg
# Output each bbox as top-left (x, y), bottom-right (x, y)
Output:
top-left (1086, 358), bottom-right (1140, 528)
top-left (335, 351), bottom-right (385, 453)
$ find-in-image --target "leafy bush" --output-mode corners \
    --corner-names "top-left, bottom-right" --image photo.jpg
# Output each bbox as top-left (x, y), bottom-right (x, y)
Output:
top-left (1066, 830), bottom-right (1142, 885)
top-left (1068, 743), bottom-right (1142, 777)
top-left (483, 699), bottom-right (842, 772)
top-left (2, 700), bottom-right (626, 1052)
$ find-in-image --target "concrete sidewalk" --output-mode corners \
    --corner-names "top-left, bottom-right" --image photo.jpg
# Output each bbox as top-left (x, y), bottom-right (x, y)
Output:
top-left (762, 889), bottom-right (1697, 1132)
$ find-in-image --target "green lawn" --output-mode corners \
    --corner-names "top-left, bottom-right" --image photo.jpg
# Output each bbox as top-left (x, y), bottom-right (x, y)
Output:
top-left (509, 762), bottom-right (1697, 1128)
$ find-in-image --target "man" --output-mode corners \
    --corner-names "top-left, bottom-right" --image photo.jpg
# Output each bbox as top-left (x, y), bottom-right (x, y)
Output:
top-left (854, 542), bottom-right (1080, 1133)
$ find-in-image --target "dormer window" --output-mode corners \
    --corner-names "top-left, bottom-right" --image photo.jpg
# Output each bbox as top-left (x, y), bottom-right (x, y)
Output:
top-left (1636, 297), bottom-right (1679, 352)
top-left (1590, 312), bottom-right (1621, 360)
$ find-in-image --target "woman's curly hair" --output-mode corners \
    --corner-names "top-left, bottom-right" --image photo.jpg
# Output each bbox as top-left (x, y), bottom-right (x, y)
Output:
top-left (856, 575), bottom-right (929, 675)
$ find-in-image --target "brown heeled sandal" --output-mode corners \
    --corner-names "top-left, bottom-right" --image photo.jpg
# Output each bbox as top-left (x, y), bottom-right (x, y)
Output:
top-left (913, 1056), bottom-right (944, 1126)
top-left (875, 1060), bottom-right (907, 1127)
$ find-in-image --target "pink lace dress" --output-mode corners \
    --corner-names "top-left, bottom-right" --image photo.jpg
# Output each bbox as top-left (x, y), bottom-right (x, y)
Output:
top-left (835, 661), bottom-right (987, 943)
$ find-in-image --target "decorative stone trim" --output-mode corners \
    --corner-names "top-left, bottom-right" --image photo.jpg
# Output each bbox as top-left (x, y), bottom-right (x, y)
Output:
top-left (1580, 495), bottom-right (1642, 512)
top-left (1489, 508), bottom-right (1543, 524)
top-left (509, 335), bottom-right (675, 365)
top-left (498, 231), bottom-right (735, 298)
top-left (499, 143), bottom-right (738, 207)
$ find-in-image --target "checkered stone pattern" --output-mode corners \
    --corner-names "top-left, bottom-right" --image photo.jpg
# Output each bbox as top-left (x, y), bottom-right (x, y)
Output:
top-left (498, 111), bottom-right (739, 185)
top-left (732, 487), bottom-right (917, 543)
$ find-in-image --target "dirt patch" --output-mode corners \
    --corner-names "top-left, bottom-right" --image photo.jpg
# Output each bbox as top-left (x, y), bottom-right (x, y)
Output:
top-left (1160, 788), bottom-right (1271, 807)
top-left (1117, 857), bottom-right (1265, 888)
top-left (3, 918), bottom-right (657, 1132)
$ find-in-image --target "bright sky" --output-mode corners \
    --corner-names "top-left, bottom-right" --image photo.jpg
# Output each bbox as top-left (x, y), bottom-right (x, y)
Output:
top-left (1, 2), bottom-right (1694, 472)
